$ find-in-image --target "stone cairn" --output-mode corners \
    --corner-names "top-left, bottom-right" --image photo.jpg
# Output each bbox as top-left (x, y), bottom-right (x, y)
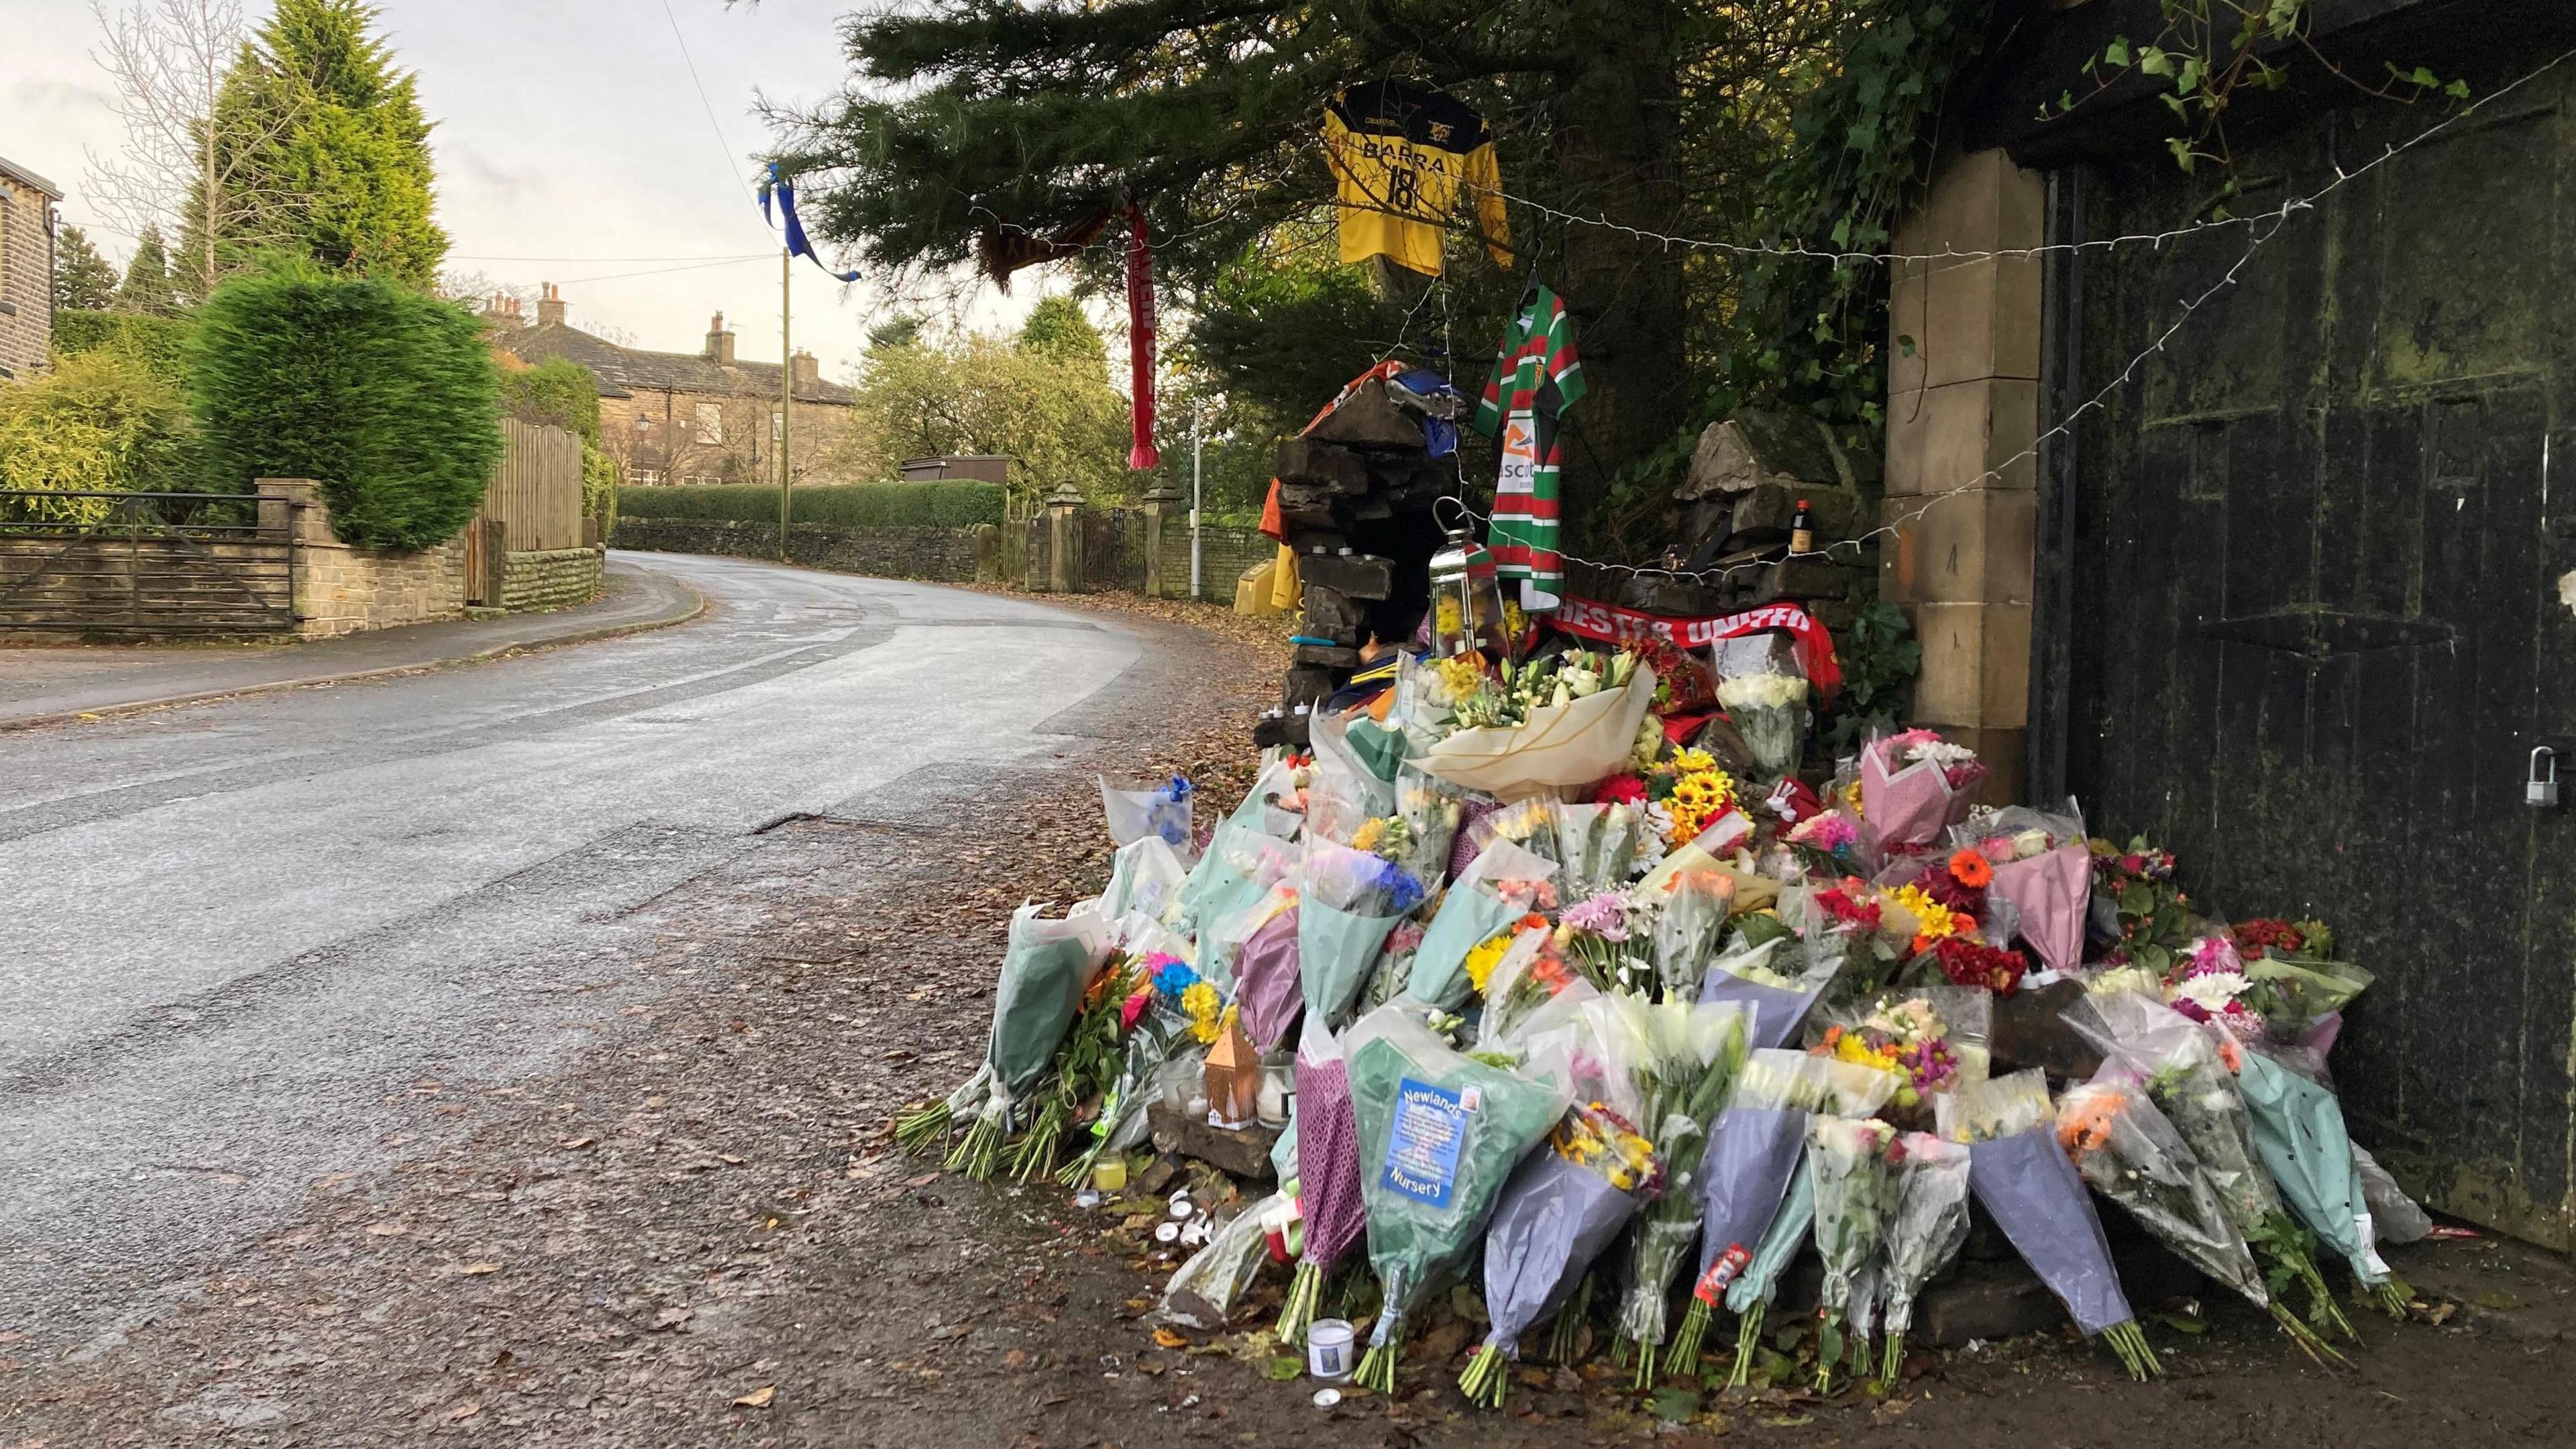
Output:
top-left (1260, 378), bottom-right (1453, 748)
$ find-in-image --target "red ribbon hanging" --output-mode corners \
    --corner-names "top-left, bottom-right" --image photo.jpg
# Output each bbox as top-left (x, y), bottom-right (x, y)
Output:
top-left (1125, 207), bottom-right (1160, 472)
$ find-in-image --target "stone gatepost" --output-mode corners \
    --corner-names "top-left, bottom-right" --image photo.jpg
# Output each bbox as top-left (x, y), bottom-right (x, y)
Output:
top-left (1881, 150), bottom-right (2043, 804)
top-left (1139, 479), bottom-right (1181, 598)
top-left (1044, 480), bottom-right (1087, 593)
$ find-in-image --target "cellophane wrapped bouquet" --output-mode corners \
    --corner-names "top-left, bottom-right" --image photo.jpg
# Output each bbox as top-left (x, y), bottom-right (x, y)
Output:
top-left (1299, 840), bottom-right (1426, 1032)
top-left (2063, 989), bottom-right (2355, 1340)
top-left (1806, 1113), bottom-right (1899, 1389)
top-left (1405, 839), bottom-right (1555, 1010)
top-left (2055, 1063), bottom-right (2339, 1362)
top-left (1603, 998), bottom-right (1752, 1386)
top-left (1940, 1069), bottom-right (2161, 1380)
top-left (1952, 801), bottom-right (2091, 980)
top-left (1460, 1102), bottom-right (1662, 1407)
top-left (1275, 1024), bottom-right (1364, 1344)
top-left (1344, 1003), bottom-right (1572, 1391)
top-left (1859, 728), bottom-right (1988, 851)
top-left (1648, 869), bottom-right (1734, 1001)
top-left (1874, 1131), bottom-right (1972, 1387)
top-left (1670, 1050), bottom-right (1896, 1379)
top-left (894, 902), bottom-right (1113, 1179)
top-left (1712, 633), bottom-right (1811, 783)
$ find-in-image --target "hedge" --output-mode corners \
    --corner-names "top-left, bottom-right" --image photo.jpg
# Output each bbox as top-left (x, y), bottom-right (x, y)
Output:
top-left (52, 310), bottom-right (198, 388)
top-left (615, 480), bottom-right (1005, 529)
top-left (498, 358), bottom-right (602, 445)
top-left (192, 263), bottom-right (501, 551)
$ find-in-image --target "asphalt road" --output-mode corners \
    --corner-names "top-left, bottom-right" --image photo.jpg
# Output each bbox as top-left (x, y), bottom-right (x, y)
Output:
top-left (0, 553), bottom-right (1151, 1348)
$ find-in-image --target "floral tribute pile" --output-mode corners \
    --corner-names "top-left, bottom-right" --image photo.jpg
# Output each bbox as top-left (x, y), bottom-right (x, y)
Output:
top-left (894, 628), bottom-right (2432, 1409)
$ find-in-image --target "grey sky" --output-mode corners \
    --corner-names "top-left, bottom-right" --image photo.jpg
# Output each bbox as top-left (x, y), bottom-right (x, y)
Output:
top-left (3, 1), bottom-right (1046, 383)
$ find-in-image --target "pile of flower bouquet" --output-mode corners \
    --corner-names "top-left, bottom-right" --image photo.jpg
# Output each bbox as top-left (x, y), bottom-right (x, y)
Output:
top-left (890, 631), bottom-right (2432, 1409)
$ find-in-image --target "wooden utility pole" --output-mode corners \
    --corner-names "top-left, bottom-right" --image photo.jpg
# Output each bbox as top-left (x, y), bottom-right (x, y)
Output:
top-left (777, 246), bottom-right (793, 561)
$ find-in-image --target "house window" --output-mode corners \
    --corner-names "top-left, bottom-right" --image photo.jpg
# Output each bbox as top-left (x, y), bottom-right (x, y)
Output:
top-left (632, 469), bottom-right (664, 486)
top-left (694, 402), bottom-right (724, 444)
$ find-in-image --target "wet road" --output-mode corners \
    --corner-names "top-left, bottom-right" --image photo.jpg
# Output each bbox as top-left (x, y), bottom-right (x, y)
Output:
top-left (0, 553), bottom-right (1150, 1344)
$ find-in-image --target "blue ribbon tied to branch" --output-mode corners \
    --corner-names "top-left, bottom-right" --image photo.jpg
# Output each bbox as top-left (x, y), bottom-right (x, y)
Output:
top-left (759, 163), bottom-right (863, 282)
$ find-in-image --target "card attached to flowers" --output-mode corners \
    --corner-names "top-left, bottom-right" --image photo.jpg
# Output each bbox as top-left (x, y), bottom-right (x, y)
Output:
top-left (1381, 1077), bottom-right (1472, 1210)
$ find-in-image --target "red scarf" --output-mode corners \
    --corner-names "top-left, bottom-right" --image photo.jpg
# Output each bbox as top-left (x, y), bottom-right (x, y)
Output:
top-left (1550, 594), bottom-right (1843, 695)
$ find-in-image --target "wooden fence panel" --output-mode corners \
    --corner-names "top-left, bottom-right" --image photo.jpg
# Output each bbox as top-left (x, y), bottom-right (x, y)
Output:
top-left (482, 419), bottom-right (586, 552)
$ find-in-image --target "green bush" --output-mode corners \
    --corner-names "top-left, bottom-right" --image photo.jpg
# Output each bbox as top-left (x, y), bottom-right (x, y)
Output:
top-left (498, 358), bottom-right (601, 445)
top-left (616, 480), bottom-right (1004, 529)
top-left (0, 351), bottom-right (201, 522)
top-left (52, 311), bottom-right (199, 388)
top-left (192, 262), bottom-right (500, 550)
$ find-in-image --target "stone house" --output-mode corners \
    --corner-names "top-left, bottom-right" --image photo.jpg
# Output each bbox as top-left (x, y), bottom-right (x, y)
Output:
top-left (488, 284), bottom-right (856, 486)
top-left (0, 155), bottom-right (60, 380)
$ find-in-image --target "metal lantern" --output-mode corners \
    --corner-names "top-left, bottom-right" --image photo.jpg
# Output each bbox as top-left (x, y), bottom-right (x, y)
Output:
top-left (1203, 1018), bottom-right (1263, 1130)
top-left (1427, 523), bottom-right (1508, 659)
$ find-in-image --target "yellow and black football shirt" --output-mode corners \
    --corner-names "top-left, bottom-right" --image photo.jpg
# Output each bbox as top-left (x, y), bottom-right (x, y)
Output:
top-left (1323, 80), bottom-right (1513, 276)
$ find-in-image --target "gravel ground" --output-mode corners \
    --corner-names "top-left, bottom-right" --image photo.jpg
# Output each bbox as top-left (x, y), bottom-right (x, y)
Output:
top-left (3, 593), bottom-right (2571, 1449)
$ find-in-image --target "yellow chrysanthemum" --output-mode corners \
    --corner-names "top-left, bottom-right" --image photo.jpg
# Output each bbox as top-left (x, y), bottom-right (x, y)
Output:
top-left (1888, 884), bottom-right (1957, 945)
top-left (1350, 818), bottom-right (1387, 851)
top-left (1436, 597), bottom-right (1464, 638)
top-left (1462, 932), bottom-right (1513, 993)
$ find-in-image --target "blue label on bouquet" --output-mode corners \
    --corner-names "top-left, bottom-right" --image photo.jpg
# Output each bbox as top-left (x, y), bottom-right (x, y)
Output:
top-left (1379, 1077), bottom-right (1468, 1210)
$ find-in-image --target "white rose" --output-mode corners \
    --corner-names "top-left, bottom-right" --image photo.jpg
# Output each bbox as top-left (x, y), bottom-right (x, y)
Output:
top-left (2169, 971), bottom-right (2250, 1014)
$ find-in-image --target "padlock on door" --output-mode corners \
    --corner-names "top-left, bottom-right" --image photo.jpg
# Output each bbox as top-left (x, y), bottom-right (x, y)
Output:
top-left (2531, 745), bottom-right (2561, 809)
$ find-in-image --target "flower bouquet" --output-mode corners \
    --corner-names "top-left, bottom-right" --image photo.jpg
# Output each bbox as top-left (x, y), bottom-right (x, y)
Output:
top-left (1713, 647), bottom-right (1811, 783)
top-left (1807, 1114), bottom-right (1900, 1389)
top-left (1556, 889), bottom-right (1640, 991)
top-left (1099, 834), bottom-right (1190, 931)
top-left (1721, 1156), bottom-right (1815, 1386)
top-left (1276, 1023), bottom-right (1365, 1345)
top-left (1098, 773), bottom-right (1194, 853)
top-left (1006, 952), bottom-right (1142, 1183)
top-left (1405, 839), bottom-right (1555, 1010)
top-left (1223, 755), bottom-right (1307, 840)
top-left (1644, 747), bottom-right (1739, 851)
top-left (1393, 765), bottom-right (1466, 889)
top-left (1698, 924), bottom-right (1841, 1051)
top-left (1954, 803), bottom-right (2090, 979)
top-left (1939, 1070), bottom-right (2161, 1380)
top-left (1859, 729), bottom-right (1987, 851)
top-left (1477, 922), bottom-right (1597, 1049)
top-left (2235, 1046), bottom-right (2410, 1318)
top-left (1554, 800), bottom-right (1648, 900)
top-left (1362, 918), bottom-right (1427, 1013)
top-left (1345, 1002), bottom-right (1573, 1391)
top-left (1874, 1132), bottom-right (1973, 1387)
top-left (2085, 835), bottom-right (2208, 977)
top-left (2055, 1065), bottom-right (2341, 1362)
top-left (1670, 1049), bottom-right (1897, 1376)
top-left (2062, 989), bottom-right (2354, 1340)
top-left (1607, 999), bottom-right (1755, 1387)
top-left (1460, 1102), bottom-right (1663, 1407)
top-left (1056, 953), bottom-right (1196, 1186)
top-left (1299, 841), bottom-right (1425, 1032)
top-left (1813, 985), bottom-right (1990, 1121)
top-left (1228, 888), bottom-right (1303, 1050)
top-left (1417, 651), bottom-right (1660, 800)
top-left (1650, 869), bottom-right (1734, 1002)
top-left (1173, 821), bottom-right (1295, 950)
top-left (894, 902), bottom-right (1114, 1179)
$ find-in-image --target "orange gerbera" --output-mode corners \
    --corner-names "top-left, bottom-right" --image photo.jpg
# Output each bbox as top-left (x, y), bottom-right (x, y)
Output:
top-left (2057, 1090), bottom-right (2125, 1157)
top-left (1947, 848), bottom-right (1994, 888)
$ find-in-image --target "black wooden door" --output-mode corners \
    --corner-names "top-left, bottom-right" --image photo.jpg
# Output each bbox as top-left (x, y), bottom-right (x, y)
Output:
top-left (2054, 79), bottom-right (2576, 1246)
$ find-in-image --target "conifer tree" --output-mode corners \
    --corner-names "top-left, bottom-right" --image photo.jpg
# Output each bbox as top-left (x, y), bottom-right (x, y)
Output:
top-left (53, 225), bottom-right (122, 313)
top-left (113, 224), bottom-right (180, 315)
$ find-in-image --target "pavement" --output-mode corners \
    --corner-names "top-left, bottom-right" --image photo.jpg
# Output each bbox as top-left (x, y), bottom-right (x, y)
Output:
top-left (0, 551), bottom-right (704, 729)
top-left (0, 550), bottom-right (1165, 1342)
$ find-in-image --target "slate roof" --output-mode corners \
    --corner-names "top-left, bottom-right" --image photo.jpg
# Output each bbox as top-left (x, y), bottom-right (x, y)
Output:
top-left (496, 322), bottom-right (855, 407)
top-left (0, 155), bottom-right (62, 199)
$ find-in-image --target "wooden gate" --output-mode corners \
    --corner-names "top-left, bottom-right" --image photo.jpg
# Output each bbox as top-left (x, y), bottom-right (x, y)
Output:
top-left (2047, 73), bottom-right (2576, 1244)
top-left (0, 491), bottom-right (294, 635)
top-left (481, 419), bottom-right (586, 552)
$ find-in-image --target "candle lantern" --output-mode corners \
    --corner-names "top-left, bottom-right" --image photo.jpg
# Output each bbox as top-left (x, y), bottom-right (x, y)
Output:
top-left (1203, 1018), bottom-right (1263, 1129)
top-left (1427, 523), bottom-right (1508, 659)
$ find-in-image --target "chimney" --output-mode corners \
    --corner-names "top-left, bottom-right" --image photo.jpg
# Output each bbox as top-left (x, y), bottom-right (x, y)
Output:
top-left (479, 292), bottom-right (524, 329)
top-left (790, 349), bottom-right (820, 393)
top-left (705, 313), bottom-right (735, 366)
top-left (537, 282), bottom-right (566, 327)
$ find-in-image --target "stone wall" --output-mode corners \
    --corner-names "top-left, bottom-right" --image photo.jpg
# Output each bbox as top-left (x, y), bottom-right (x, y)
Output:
top-left (0, 171), bottom-right (54, 380)
top-left (260, 478), bottom-right (468, 638)
top-left (1154, 524), bottom-right (1273, 602)
top-left (611, 516), bottom-right (985, 582)
top-left (1880, 150), bottom-right (2043, 805)
top-left (500, 546), bottom-right (605, 612)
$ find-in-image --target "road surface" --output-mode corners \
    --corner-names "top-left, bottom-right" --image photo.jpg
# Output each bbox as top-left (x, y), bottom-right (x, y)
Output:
top-left (0, 553), bottom-right (1150, 1346)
